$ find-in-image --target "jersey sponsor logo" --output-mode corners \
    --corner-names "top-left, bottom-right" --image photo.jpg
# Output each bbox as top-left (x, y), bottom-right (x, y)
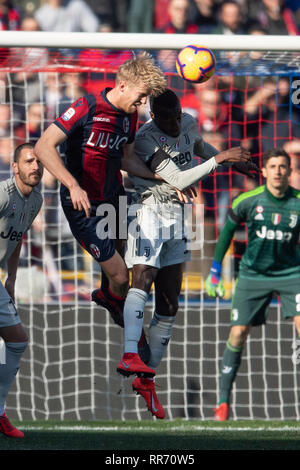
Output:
top-left (123, 117), bottom-right (130, 133)
top-left (289, 213), bottom-right (298, 228)
top-left (254, 205), bottom-right (264, 220)
top-left (89, 243), bottom-right (100, 259)
top-left (87, 131), bottom-right (128, 150)
top-left (0, 226), bottom-right (23, 241)
top-left (159, 135), bottom-right (167, 143)
top-left (271, 213), bottom-right (281, 225)
top-left (93, 116), bottom-right (110, 122)
top-left (256, 225), bottom-right (292, 241)
top-left (173, 151), bottom-right (192, 166)
top-left (62, 107), bottom-right (75, 121)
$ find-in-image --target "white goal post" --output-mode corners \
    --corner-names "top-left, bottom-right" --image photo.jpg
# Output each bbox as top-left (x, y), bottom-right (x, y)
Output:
top-left (1, 32), bottom-right (299, 421)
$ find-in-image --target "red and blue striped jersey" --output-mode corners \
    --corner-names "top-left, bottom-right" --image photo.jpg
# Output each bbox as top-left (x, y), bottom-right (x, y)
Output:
top-left (55, 88), bottom-right (137, 202)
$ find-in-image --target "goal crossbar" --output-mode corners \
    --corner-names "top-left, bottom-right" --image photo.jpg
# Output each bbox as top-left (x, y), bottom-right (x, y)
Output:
top-left (0, 31), bottom-right (300, 51)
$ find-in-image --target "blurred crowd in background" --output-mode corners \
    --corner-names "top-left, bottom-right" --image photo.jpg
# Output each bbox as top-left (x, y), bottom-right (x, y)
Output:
top-left (2, 0), bottom-right (299, 35)
top-left (0, 0), bottom-right (299, 301)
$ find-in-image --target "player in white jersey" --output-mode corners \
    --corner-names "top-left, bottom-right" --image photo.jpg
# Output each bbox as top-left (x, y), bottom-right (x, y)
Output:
top-left (116, 89), bottom-right (257, 418)
top-left (0, 143), bottom-right (43, 437)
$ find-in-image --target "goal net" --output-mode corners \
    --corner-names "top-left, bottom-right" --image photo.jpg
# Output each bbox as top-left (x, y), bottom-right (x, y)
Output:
top-left (1, 32), bottom-right (300, 421)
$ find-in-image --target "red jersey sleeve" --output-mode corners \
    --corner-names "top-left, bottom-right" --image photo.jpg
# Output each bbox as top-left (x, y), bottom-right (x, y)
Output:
top-left (54, 96), bottom-right (91, 136)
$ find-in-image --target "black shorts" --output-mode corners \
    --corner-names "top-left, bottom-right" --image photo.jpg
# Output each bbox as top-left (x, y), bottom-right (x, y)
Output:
top-left (61, 194), bottom-right (127, 263)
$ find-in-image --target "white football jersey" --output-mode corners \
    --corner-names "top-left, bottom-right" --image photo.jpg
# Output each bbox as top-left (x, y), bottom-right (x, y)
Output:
top-left (0, 176), bottom-right (43, 268)
top-left (130, 112), bottom-right (218, 204)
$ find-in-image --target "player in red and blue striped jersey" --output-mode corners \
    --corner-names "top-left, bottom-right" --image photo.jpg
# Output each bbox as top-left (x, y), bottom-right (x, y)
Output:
top-left (54, 91), bottom-right (138, 204)
top-left (34, 53), bottom-right (166, 373)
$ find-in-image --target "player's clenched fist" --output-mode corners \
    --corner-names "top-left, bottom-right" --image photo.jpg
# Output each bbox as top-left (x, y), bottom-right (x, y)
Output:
top-left (215, 146), bottom-right (251, 164)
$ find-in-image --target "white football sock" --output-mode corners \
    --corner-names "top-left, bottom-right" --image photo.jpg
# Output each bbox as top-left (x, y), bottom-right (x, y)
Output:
top-left (124, 288), bottom-right (148, 354)
top-left (148, 312), bottom-right (175, 369)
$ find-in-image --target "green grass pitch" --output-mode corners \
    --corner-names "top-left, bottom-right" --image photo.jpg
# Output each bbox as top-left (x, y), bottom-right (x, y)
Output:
top-left (0, 420), bottom-right (300, 450)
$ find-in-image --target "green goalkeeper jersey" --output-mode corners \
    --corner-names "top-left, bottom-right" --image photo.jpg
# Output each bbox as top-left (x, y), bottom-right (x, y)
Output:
top-left (228, 185), bottom-right (300, 278)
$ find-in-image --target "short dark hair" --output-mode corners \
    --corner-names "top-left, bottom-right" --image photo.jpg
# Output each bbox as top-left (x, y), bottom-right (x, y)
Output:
top-left (262, 147), bottom-right (291, 167)
top-left (14, 142), bottom-right (35, 163)
top-left (150, 88), bottom-right (180, 115)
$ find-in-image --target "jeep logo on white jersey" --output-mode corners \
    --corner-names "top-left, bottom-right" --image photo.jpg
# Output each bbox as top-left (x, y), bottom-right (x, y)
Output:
top-left (256, 225), bottom-right (292, 241)
top-left (173, 151), bottom-right (192, 166)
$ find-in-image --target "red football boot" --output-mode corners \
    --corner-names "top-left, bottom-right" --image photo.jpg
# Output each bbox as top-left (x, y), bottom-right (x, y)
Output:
top-left (132, 377), bottom-right (165, 419)
top-left (117, 353), bottom-right (156, 377)
top-left (0, 413), bottom-right (24, 438)
top-left (214, 403), bottom-right (230, 421)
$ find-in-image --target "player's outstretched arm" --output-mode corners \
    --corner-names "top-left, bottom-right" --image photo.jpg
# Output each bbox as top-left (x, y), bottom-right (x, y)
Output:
top-left (148, 144), bottom-right (252, 192)
top-left (194, 140), bottom-right (252, 165)
top-left (205, 218), bottom-right (237, 298)
top-left (34, 124), bottom-right (91, 217)
top-left (149, 148), bottom-right (219, 191)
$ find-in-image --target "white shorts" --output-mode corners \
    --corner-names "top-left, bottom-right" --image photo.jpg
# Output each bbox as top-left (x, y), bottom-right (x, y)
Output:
top-left (125, 203), bottom-right (190, 269)
top-left (0, 281), bottom-right (20, 329)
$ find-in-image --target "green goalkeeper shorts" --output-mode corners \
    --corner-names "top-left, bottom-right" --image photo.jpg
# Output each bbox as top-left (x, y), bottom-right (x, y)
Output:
top-left (230, 276), bottom-right (300, 327)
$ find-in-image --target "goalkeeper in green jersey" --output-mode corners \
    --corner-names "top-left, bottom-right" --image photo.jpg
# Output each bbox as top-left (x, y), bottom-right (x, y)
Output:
top-left (205, 147), bottom-right (300, 421)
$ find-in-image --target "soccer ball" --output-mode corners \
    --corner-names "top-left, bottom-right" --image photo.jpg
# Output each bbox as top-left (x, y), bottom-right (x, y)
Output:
top-left (176, 45), bottom-right (216, 84)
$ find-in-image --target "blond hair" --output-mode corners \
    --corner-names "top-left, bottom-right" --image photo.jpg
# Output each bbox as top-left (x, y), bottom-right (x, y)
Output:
top-left (116, 51), bottom-right (166, 97)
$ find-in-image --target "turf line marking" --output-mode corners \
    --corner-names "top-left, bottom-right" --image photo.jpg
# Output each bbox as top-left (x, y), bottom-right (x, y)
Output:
top-left (18, 425), bottom-right (300, 432)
